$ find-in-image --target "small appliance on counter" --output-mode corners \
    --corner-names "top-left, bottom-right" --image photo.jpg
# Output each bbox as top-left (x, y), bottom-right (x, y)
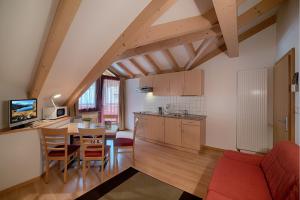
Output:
top-left (158, 107), bottom-right (163, 115)
top-left (43, 106), bottom-right (68, 119)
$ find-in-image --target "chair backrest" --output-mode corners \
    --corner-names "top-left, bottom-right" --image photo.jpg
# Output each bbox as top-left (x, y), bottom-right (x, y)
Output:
top-left (41, 128), bottom-right (68, 158)
top-left (78, 128), bottom-right (106, 158)
top-left (103, 114), bottom-right (118, 123)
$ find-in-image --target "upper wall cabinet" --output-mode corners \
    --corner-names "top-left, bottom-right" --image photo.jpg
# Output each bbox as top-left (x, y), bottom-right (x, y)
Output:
top-left (184, 69), bottom-right (204, 96)
top-left (169, 72), bottom-right (184, 96)
top-left (139, 69), bottom-right (204, 96)
top-left (153, 74), bottom-right (170, 96)
top-left (139, 75), bottom-right (153, 88)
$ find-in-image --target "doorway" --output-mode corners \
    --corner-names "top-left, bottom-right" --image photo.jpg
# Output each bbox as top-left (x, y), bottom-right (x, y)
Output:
top-left (273, 48), bottom-right (295, 144)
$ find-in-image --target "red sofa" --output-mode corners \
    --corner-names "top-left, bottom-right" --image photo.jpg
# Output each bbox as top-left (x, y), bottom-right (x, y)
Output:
top-left (206, 141), bottom-right (299, 200)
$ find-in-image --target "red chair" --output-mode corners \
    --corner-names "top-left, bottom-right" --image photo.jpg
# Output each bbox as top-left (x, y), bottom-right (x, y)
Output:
top-left (79, 128), bottom-right (111, 188)
top-left (114, 118), bottom-right (138, 163)
top-left (41, 128), bottom-right (80, 183)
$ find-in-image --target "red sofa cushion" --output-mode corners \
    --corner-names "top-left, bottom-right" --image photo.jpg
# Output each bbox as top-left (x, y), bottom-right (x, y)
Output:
top-left (115, 138), bottom-right (133, 147)
top-left (48, 144), bottom-right (80, 157)
top-left (206, 190), bottom-right (232, 200)
top-left (224, 150), bottom-right (264, 166)
top-left (261, 141), bottom-right (299, 200)
top-left (208, 156), bottom-right (272, 200)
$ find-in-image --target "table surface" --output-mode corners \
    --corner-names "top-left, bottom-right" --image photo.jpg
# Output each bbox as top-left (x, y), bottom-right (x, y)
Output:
top-left (65, 122), bottom-right (118, 135)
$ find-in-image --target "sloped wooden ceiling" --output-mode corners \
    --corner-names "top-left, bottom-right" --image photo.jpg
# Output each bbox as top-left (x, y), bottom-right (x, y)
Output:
top-left (28, 0), bottom-right (285, 107)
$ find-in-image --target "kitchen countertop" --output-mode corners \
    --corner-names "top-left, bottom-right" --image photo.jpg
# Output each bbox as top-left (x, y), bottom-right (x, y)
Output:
top-left (134, 112), bottom-right (206, 121)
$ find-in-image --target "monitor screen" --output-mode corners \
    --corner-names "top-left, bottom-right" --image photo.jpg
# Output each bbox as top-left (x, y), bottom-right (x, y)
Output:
top-left (9, 99), bottom-right (37, 126)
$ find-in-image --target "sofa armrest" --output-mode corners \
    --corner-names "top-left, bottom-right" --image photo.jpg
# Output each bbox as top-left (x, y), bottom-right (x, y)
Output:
top-left (223, 150), bottom-right (264, 166)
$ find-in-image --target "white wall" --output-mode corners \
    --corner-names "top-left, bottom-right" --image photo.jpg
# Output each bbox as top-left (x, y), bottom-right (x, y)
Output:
top-left (125, 24), bottom-right (277, 150)
top-left (276, 0), bottom-right (300, 144)
top-left (195, 25), bottom-right (276, 150)
top-left (0, 119), bottom-right (70, 191)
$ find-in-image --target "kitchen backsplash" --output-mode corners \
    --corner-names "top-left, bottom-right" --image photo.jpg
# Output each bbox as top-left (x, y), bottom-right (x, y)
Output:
top-left (142, 93), bottom-right (206, 115)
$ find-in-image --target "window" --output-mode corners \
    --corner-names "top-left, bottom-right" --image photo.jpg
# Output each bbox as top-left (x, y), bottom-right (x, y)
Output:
top-left (101, 78), bottom-right (120, 122)
top-left (78, 82), bottom-right (96, 111)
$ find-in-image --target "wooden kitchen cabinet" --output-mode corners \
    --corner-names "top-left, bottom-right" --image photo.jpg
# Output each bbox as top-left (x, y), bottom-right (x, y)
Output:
top-left (165, 118), bottom-right (182, 146)
top-left (146, 116), bottom-right (165, 142)
top-left (169, 72), bottom-right (184, 96)
top-left (181, 119), bottom-right (203, 150)
top-left (153, 74), bottom-right (170, 96)
top-left (139, 76), bottom-right (153, 88)
top-left (184, 69), bottom-right (204, 96)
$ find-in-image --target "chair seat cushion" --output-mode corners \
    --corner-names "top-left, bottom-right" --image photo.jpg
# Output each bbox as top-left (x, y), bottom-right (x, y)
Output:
top-left (208, 156), bottom-right (272, 200)
top-left (48, 144), bottom-right (80, 157)
top-left (115, 138), bottom-right (134, 147)
top-left (85, 145), bottom-right (110, 157)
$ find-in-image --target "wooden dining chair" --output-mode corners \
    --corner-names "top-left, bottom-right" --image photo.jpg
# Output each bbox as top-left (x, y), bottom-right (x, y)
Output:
top-left (114, 118), bottom-right (138, 164)
top-left (79, 128), bottom-right (111, 187)
top-left (41, 128), bottom-right (80, 183)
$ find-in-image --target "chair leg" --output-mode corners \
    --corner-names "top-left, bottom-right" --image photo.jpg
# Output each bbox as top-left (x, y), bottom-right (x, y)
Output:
top-left (132, 146), bottom-right (135, 161)
top-left (45, 159), bottom-right (50, 183)
top-left (77, 151), bottom-right (81, 169)
top-left (57, 161), bottom-right (60, 170)
top-left (101, 158), bottom-right (104, 181)
top-left (82, 160), bottom-right (86, 190)
top-left (63, 159), bottom-right (68, 183)
top-left (107, 153), bottom-right (110, 177)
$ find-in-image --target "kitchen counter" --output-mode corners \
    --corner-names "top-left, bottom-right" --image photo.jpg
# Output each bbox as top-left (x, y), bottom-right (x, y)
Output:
top-left (134, 112), bottom-right (206, 121)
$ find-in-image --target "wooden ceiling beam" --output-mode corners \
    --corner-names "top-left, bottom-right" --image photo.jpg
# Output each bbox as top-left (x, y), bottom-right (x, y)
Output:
top-left (107, 67), bottom-right (120, 77)
top-left (118, 26), bottom-right (222, 60)
top-left (129, 0), bottom-right (246, 49)
top-left (29, 0), bottom-right (81, 98)
top-left (238, 0), bottom-right (285, 27)
top-left (129, 8), bottom-right (218, 48)
top-left (116, 62), bottom-right (134, 78)
top-left (65, 0), bottom-right (176, 106)
top-left (212, 0), bottom-right (239, 57)
top-left (190, 15), bottom-right (276, 70)
top-left (109, 66), bottom-right (128, 79)
top-left (185, 37), bottom-right (217, 70)
top-left (144, 54), bottom-right (162, 74)
top-left (129, 58), bottom-right (148, 76)
top-left (183, 43), bottom-right (196, 58)
top-left (162, 49), bottom-right (180, 71)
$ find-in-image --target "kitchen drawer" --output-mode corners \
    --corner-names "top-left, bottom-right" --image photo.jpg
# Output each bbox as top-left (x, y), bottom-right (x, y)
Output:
top-left (182, 119), bottom-right (200, 126)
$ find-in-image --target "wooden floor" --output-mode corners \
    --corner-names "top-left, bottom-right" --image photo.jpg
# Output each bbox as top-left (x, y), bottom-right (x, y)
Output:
top-left (0, 139), bottom-right (222, 200)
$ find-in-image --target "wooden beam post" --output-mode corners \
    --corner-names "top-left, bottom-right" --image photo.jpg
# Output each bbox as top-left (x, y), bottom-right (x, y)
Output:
top-left (29, 0), bottom-right (81, 98)
top-left (144, 54), bottom-right (162, 74)
top-left (65, 0), bottom-right (176, 106)
top-left (162, 49), bottom-right (180, 71)
top-left (116, 62), bottom-right (134, 78)
top-left (129, 58), bottom-right (148, 76)
top-left (212, 0), bottom-right (239, 57)
top-left (183, 43), bottom-right (196, 58)
top-left (190, 15), bottom-right (276, 69)
top-left (185, 37), bottom-right (217, 70)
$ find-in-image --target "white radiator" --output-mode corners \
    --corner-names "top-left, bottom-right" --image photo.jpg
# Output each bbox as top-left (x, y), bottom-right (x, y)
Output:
top-left (237, 69), bottom-right (269, 152)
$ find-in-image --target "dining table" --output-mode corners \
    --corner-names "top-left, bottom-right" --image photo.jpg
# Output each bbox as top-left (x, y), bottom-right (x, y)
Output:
top-left (66, 122), bottom-right (119, 137)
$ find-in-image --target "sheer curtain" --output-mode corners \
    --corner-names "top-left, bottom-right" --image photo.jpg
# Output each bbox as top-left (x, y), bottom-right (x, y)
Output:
top-left (78, 82), bottom-right (96, 111)
top-left (100, 76), bottom-right (120, 122)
